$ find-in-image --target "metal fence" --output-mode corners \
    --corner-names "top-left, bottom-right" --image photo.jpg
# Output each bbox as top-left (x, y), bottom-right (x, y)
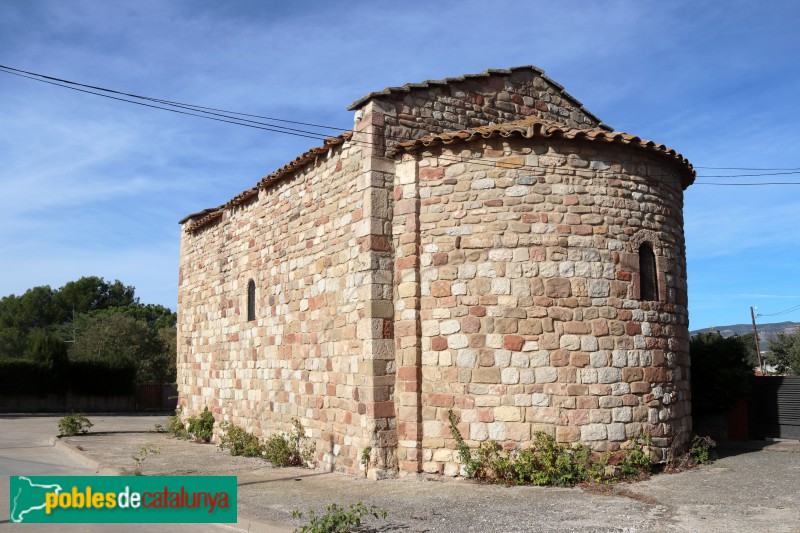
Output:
top-left (135, 383), bottom-right (178, 411)
top-left (749, 376), bottom-right (800, 439)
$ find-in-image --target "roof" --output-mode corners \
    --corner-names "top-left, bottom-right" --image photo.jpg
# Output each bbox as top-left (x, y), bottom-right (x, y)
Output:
top-left (348, 65), bottom-right (609, 130)
top-left (182, 133), bottom-right (352, 233)
top-left (389, 118), bottom-right (695, 189)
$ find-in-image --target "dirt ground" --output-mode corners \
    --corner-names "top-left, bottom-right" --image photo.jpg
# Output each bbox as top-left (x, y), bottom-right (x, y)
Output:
top-left (53, 415), bottom-right (800, 533)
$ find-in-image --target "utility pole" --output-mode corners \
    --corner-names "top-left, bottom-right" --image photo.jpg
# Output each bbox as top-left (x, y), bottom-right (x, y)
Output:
top-left (65, 306), bottom-right (76, 344)
top-left (750, 306), bottom-right (763, 374)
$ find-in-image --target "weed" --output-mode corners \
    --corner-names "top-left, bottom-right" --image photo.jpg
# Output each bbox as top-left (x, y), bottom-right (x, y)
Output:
top-left (219, 422), bottom-right (265, 458)
top-left (447, 409), bottom-right (481, 477)
top-left (264, 418), bottom-right (316, 467)
top-left (131, 443), bottom-right (160, 476)
top-left (58, 413), bottom-right (93, 437)
top-left (186, 406), bottom-right (215, 443)
top-left (689, 434), bottom-right (717, 465)
top-left (153, 424), bottom-right (165, 433)
top-left (361, 446), bottom-right (372, 471)
top-left (619, 434), bottom-right (653, 479)
top-left (167, 407), bottom-right (189, 439)
top-left (446, 409), bottom-right (652, 486)
top-left (292, 502), bottom-right (387, 533)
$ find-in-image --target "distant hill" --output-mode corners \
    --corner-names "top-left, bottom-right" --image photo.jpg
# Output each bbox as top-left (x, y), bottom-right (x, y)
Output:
top-left (690, 321), bottom-right (799, 341)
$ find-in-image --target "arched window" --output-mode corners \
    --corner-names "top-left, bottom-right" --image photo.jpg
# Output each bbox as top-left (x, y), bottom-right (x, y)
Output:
top-left (639, 243), bottom-right (658, 301)
top-left (247, 279), bottom-right (256, 321)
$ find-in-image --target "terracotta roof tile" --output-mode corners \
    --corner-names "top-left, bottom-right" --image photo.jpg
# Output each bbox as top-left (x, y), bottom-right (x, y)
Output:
top-left (389, 118), bottom-right (695, 189)
top-left (183, 133), bottom-right (352, 233)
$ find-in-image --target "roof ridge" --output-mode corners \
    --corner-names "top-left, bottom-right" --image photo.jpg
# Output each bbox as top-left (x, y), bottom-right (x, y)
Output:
top-left (347, 66), bottom-right (608, 129)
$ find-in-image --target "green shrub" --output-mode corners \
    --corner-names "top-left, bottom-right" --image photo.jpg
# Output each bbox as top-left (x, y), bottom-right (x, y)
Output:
top-left (219, 422), bottom-right (265, 457)
top-left (0, 359), bottom-right (57, 396)
top-left (447, 409), bottom-right (651, 486)
top-left (58, 413), bottom-right (93, 436)
top-left (69, 359), bottom-right (137, 396)
top-left (689, 434), bottom-right (717, 465)
top-left (292, 502), bottom-right (387, 533)
top-left (0, 358), bottom-right (136, 397)
top-left (619, 434), bottom-right (653, 479)
top-left (264, 418), bottom-right (316, 467)
top-left (167, 407), bottom-right (189, 439)
top-left (186, 406), bottom-right (214, 442)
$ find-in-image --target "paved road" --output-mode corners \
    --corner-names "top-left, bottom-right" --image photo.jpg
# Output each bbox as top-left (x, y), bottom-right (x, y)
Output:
top-left (0, 415), bottom-right (243, 533)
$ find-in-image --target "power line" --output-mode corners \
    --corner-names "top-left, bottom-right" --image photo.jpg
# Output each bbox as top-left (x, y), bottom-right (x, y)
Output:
top-left (1, 64), bottom-right (648, 177)
top-left (759, 304), bottom-right (800, 317)
top-left (0, 63), bottom-right (347, 134)
top-left (696, 171), bottom-right (800, 177)
top-left (693, 182), bottom-right (800, 186)
top-left (695, 166), bottom-right (800, 171)
top-left (0, 66), bottom-right (330, 142)
top-left (4, 64), bottom-right (800, 183)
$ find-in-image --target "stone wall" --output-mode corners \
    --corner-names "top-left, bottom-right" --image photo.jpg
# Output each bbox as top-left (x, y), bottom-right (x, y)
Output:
top-left (178, 133), bottom-right (395, 476)
top-left (392, 135), bottom-right (690, 475)
top-left (352, 67), bottom-right (605, 155)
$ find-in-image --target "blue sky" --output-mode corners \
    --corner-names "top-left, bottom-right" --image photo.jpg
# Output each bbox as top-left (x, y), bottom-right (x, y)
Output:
top-left (1, 0), bottom-right (799, 330)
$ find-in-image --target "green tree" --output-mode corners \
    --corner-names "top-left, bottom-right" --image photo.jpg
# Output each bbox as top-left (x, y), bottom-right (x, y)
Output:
top-left (0, 327), bottom-right (26, 358)
top-left (54, 276), bottom-right (137, 317)
top-left (157, 325), bottom-right (178, 384)
top-left (70, 314), bottom-right (175, 384)
top-left (766, 330), bottom-right (800, 375)
top-left (690, 332), bottom-right (752, 414)
top-left (0, 277), bottom-right (139, 358)
top-left (25, 328), bottom-right (68, 364)
top-left (0, 286), bottom-right (58, 331)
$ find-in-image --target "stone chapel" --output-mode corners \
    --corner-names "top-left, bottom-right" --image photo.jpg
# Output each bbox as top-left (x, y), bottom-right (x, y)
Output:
top-left (177, 66), bottom-right (694, 478)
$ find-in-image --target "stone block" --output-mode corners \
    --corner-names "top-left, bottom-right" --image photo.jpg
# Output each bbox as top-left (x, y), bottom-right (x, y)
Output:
top-left (556, 426), bottom-right (581, 443)
top-left (470, 423), bottom-right (488, 441)
top-left (570, 352), bottom-right (590, 367)
top-left (503, 335), bottom-right (525, 351)
top-left (534, 367), bottom-right (558, 383)
top-left (431, 280), bottom-right (452, 297)
top-left (473, 367), bottom-right (501, 383)
top-left (612, 406), bottom-right (632, 422)
top-left (440, 320), bottom-right (461, 335)
top-left (545, 278), bottom-right (572, 298)
top-left (580, 424), bottom-right (607, 441)
top-left (449, 335), bottom-right (469, 349)
top-left (590, 351), bottom-right (608, 368)
top-left (495, 406), bottom-right (521, 422)
top-left (607, 423), bottom-right (626, 442)
top-left (597, 368), bottom-right (621, 384)
top-left (462, 234), bottom-right (494, 248)
top-left (488, 422), bottom-right (506, 440)
top-left (531, 393), bottom-right (550, 406)
top-left (560, 334), bottom-right (581, 350)
top-left (599, 396), bottom-right (622, 408)
top-left (501, 367), bottom-right (520, 384)
top-left (550, 349), bottom-right (570, 367)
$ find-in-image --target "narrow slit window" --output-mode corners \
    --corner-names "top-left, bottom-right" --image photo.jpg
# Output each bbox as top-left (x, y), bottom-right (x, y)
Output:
top-left (247, 279), bottom-right (256, 321)
top-left (639, 243), bottom-right (658, 301)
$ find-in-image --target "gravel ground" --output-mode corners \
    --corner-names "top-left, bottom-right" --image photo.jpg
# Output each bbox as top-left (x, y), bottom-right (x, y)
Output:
top-left (60, 424), bottom-right (800, 533)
